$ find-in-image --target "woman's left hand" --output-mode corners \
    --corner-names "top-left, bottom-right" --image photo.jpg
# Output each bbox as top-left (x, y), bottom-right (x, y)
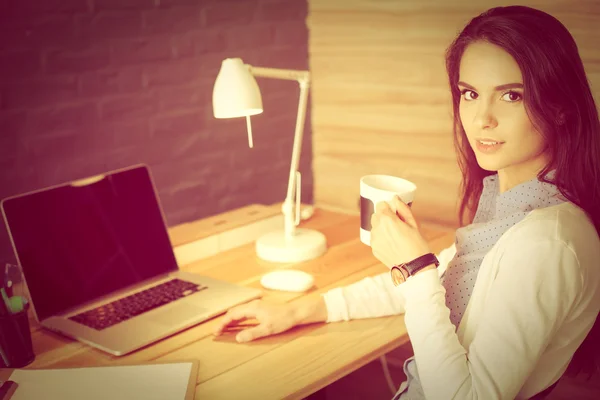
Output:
top-left (370, 195), bottom-right (431, 269)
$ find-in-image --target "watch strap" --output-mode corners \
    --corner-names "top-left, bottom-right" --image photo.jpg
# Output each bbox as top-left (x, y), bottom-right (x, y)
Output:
top-left (403, 253), bottom-right (439, 275)
top-left (390, 253), bottom-right (439, 286)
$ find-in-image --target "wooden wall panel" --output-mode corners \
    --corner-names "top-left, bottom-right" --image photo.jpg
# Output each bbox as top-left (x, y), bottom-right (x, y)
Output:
top-left (307, 0), bottom-right (600, 228)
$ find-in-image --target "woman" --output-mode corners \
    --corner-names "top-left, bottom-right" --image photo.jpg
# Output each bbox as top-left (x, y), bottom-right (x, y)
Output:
top-left (214, 6), bottom-right (600, 399)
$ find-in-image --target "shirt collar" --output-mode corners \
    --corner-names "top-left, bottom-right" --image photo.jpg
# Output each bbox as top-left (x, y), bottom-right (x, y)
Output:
top-left (479, 171), bottom-right (563, 221)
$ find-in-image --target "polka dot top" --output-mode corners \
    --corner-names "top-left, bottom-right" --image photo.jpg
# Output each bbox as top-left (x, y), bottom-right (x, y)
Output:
top-left (441, 172), bottom-right (566, 328)
top-left (397, 172), bottom-right (566, 400)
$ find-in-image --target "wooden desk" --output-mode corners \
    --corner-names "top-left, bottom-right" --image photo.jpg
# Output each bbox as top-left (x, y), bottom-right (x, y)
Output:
top-left (20, 207), bottom-right (454, 399)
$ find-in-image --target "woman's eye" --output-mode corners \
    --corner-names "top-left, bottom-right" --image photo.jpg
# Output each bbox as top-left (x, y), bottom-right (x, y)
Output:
top-left (501, 91), bottom-right (522, 102)
top-left (460, 89), bottom-right (478, 101)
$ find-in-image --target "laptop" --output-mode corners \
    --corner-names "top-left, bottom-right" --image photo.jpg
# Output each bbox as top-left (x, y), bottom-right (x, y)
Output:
top-left (1, 164), bottom-right (262, 356)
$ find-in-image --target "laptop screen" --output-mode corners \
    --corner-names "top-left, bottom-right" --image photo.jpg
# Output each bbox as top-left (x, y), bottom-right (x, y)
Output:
top-left (1, 165), bottom-right (179, 321)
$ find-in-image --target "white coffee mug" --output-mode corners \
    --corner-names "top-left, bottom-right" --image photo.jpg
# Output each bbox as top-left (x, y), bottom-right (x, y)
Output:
top-left (360, 175), bottom-right (417, 246)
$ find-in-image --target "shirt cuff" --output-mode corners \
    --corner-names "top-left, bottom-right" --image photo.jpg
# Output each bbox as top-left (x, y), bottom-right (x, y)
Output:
top-left (322, 288), bottom-right (350, 323)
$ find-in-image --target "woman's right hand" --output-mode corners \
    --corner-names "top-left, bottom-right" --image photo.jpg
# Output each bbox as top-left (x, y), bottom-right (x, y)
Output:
top-left (213, 299), bottom-right (303, 343)
top-left (213, 297), bottom-right (328, 343)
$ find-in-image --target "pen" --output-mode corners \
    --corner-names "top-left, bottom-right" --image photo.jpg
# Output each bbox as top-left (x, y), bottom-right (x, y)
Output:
top-left (2, 264), bottom-right (9, 298)
top-left (3, 264), bottom-right (12, 298)
top-left (3, 280), bottom-right (12, 299)
top-left (0, 288), bottom-right (11, 367)
top-left (0, 288), bottom-right (10, 316)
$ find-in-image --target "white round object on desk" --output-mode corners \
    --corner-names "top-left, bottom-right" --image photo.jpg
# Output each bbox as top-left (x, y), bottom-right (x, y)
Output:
top-left (260, 269), bottom-right (315, 293)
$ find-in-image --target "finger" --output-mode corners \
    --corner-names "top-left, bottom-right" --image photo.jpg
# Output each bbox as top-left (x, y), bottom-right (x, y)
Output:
top-left (375, 202), bottom-right (397, 223)
top-left (236, 323), bottom-right (275, 343)
top-left (370, 212), bottom-right (379, 229)
top-left (375, 201), bottom-right (391, 214)
top-left (214, 314), bottom-right (246, 336)
top-left (214, 305), bottom-right (258, 335)
top-left (393, 196), bottom-right (418, 229)
top-left (218, 322), bottom-right (259, 333)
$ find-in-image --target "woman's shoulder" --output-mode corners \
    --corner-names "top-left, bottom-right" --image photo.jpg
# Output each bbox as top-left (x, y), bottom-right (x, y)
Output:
top-left (492, 203), bottom-right (600, 294)
top-left (520, 202), bottom-right (593, 234)
top-left (506, 202), bottom-right (600, 261)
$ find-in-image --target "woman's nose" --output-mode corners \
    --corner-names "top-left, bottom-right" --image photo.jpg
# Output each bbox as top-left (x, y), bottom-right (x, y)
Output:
top-left (474, 102), bottom-right (498, 129)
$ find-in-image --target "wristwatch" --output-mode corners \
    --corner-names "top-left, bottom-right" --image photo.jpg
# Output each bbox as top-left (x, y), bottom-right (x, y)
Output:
top-left (390, 253), bottom-right (439, 286)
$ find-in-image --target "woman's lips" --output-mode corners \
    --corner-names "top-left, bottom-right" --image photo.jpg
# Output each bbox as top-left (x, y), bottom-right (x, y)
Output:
top-left (475, 139), bottom-right (505, 154)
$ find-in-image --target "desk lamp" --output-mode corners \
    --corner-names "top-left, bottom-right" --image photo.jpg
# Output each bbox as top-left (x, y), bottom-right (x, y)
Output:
top-left (212, 58), bottom-right (327, 263)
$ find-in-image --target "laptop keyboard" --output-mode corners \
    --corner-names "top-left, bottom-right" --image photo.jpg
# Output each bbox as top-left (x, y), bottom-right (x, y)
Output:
top-left (69, 279), bottom-right (206, 331)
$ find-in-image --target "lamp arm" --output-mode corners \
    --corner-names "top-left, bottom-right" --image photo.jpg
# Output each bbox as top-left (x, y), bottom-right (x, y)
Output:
top-left (281, 77), bottom-right (310, 239)
top-left (248, 66), bottom-right (309, 82)
top-left (244, 63), bottom-right (310, 239)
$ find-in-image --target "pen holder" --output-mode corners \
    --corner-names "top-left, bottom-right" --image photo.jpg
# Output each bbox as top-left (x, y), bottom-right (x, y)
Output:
top-left (0, 301), bottom-right (35, 368)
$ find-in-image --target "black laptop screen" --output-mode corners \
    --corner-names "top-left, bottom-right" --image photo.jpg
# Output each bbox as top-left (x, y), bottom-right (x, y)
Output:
top-left (1, 166), bottom-right (179, 321)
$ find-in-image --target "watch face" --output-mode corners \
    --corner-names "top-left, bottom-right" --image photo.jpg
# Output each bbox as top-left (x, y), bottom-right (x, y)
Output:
top-left (391, 265), bottom-right (409, 286)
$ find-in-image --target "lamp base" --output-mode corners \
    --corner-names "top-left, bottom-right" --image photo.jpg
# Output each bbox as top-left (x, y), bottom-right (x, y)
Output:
top-left (255, 228), bottom-right (327, 263)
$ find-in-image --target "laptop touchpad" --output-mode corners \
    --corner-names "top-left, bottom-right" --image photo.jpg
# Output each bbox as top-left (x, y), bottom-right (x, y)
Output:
top-left (150, 303), bottom-right (208, 326)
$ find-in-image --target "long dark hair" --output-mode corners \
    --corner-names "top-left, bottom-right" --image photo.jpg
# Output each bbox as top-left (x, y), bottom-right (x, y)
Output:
top-left (445, 6), bottom-right (600, 378)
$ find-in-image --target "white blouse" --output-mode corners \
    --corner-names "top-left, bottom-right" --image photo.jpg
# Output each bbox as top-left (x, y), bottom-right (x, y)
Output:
top-left (322, 202), bottom-right (600, 399)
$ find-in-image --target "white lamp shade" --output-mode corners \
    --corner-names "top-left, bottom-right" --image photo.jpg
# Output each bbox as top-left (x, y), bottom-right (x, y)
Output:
top-left (212, 58), bottom-right (263, 119)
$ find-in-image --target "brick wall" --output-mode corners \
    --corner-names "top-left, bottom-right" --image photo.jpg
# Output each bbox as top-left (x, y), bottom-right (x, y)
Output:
top-left (0, 0), bottom-right (312, 265)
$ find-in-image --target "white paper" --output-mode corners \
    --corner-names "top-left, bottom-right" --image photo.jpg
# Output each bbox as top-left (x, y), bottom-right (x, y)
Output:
top-left (10, 362), bottom-right (193, 400)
